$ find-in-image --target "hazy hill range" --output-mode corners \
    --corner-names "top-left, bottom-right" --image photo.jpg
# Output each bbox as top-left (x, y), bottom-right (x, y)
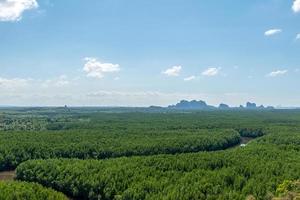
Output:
top-left (150, 100), bottom-right (275, 110)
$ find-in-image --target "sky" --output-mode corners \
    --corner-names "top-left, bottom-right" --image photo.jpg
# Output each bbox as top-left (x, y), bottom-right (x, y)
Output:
top-left (0, 0), bottom-right (300, 107)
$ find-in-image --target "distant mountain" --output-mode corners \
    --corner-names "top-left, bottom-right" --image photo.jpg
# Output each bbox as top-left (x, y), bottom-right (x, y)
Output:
top-left (148, 106), bottom-right (164, 110)
top-left (258, 105), bottom-right (265, 109)
top-left (168, 100), bottom-right (215, 110)
top-left (219, 103), bottom-right (230, 109)
top-left (246, 102), bottom-right (257, 109)
top-left (245, 102), bottom-right (274, 110)
top-left (157, 100), bottom-right (276, 110)
top-left (266, 106), bottom-right (275, 109)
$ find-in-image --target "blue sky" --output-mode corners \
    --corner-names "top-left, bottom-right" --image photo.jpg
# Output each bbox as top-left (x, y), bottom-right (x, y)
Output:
top-left (0, 0), bottom-right (300, 106)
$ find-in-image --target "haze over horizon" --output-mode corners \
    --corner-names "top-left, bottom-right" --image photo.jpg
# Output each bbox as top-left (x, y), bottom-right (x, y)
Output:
top-left (1, 0), bottom-right (300, 107)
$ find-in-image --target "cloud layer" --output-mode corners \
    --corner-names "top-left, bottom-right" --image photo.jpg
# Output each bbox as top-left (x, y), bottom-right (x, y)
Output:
top-left (42, 75), bottom-right (70, 88)
top-left (0, 77), bottom-right (29, 89)
top-left (0, 0), bottom-right (38, 21)
top-left (83, 57), bottom-right (120, 79)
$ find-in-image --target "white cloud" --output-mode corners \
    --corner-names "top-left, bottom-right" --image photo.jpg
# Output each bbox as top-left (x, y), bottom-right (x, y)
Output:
top-left (201, 67), bottom-right (220, 76)
top-left (0, 0), bottom-right (38, 22)
top-left (0, 76), bottom-right (69, 90)
top-left (87, 91), bottom-right (162, 98)
top-left (162, 66), bottom-right (182, 77)
top-left (296, 33), bottom-right (300, 40)
top-left (83, 57), bottom-right (120, 79)
top-left (55, 75), bottom-right (69, 87)
top-left (42, 75), bottom-right (70, 88)
top-left (264, 29), bottom-right (282, 36)
top-left (292, 0), bottom-right (300, 13)
top-left (184, 76), bottom-right (196, 81)
top-left (266, 70), bottom-right (288, 77)
top-left (0, 77), bottom-right (29, 89)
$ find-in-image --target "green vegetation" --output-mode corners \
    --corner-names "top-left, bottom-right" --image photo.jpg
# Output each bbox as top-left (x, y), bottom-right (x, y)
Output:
top-left (0, 114), bottom-right (47, 131)
top-left (0, 108), bottom-right (299, 199)
top-left (0, 129), bottom-right (240, 170)
top-left (16, 143), bottom-right (300, 200)
top-left (0, 181), bottom-right (67, 200)
top-left (256, 131), bottom-right (300, 151)
top-left (237, 128), bottom-right (264, 138)
top-left (274, 180), bottom-right (300, 199)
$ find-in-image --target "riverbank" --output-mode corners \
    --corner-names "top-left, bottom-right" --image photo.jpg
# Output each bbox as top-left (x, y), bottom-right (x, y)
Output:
top-left (0, 171), bottom-right (15, 181)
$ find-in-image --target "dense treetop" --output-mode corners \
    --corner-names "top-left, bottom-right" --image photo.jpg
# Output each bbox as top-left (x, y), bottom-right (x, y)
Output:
top-left (16, 143), bottom-right (300, 200)
top-left (0, 181), bottom-right (67, 200)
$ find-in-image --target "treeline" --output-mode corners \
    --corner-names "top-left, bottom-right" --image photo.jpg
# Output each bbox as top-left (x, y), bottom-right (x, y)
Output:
top-left (255, 130), bottom-right (300, 151)
top-left (46, 110), bottom-right (300, 132)
top-left (16, 144), bottom-right (300, 200)
top-left (0, 129), bottom-right (240, 171)
top-left (0, 181), bottom-right (67, 200)
top-left (2, 108), bottom-right (300, 132)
